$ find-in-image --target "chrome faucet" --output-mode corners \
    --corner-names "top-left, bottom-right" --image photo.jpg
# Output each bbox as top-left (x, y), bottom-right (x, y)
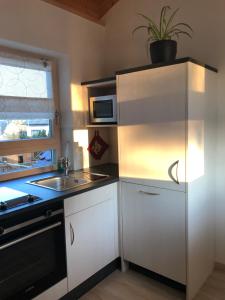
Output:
top-left (62, 157), bottom-right (70, 176)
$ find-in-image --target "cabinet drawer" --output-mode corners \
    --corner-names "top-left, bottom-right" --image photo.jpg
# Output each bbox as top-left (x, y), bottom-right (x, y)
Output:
top-left (121, 182), bottom-right (186, 284)
top-left (64, 183), bottom-right (117, 217)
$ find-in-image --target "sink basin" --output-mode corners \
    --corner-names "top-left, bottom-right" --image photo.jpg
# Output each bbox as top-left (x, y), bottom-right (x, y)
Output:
top-left (28, 172), bottom-right (110, 191)
top-left (28, 175), bottom-right (91, 191)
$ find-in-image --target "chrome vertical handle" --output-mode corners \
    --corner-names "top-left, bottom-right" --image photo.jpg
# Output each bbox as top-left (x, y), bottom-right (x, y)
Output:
top-left (54, 110), bottom-right (61, 125)
top-left (168, 160), bottom-right (180, 184)
top-left (70, 223), bottom-right (75, 246)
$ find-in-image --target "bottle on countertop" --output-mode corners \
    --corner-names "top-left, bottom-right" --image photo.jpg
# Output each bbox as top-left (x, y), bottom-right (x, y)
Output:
top-left (73, 142), bottom-right (83, 171)
top-left (57, 157), bottom-right (64, 173)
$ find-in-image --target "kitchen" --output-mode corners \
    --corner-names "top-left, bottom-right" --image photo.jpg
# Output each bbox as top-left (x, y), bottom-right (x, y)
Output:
top-left (0, 0), bottom-right (224, 300)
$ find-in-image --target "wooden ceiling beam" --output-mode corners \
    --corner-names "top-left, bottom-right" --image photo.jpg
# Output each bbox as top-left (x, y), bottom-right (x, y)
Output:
top-left (42, 0), bottom-right (119, 24)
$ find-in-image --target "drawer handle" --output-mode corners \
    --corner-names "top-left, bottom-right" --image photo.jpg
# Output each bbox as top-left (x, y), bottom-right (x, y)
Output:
top-left (138, 191), bottom-right (160, 196)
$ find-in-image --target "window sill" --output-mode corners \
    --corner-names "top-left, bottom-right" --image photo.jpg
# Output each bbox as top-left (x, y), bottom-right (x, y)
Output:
top-left (0, 166), bottom-right (56, 182)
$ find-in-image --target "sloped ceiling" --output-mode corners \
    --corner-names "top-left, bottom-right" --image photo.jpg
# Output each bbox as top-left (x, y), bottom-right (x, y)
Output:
top-left (42, 0), bottom-right (119, 24)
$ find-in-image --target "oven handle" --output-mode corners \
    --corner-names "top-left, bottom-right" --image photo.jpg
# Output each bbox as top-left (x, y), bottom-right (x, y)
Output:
top-left (0, 221), bottom-right (62, 251)
top-left (2, 209), bottom-right (64, 236)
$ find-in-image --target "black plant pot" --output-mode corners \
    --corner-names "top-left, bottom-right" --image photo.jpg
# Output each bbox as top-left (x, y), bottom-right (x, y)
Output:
top-left (150, 40), bottom-right (177, 64)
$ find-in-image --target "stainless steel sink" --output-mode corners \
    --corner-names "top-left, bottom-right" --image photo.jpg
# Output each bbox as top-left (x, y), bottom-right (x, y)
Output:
top-left (28, 175), bottom-right (91, 191)
top-left (28, 172), bottom-right (110, 191)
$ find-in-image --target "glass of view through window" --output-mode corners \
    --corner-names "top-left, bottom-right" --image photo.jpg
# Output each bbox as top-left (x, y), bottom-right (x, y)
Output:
top-left (0, 51), bottom-right (56, 175)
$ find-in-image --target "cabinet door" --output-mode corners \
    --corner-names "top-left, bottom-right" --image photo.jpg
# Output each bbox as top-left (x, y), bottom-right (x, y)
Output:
top-left (65, 197), bottom-right (118, 291)
top-left (117, 63), bottom-right (186, 191)
top-left (121, 182), bottom-right (186, 284)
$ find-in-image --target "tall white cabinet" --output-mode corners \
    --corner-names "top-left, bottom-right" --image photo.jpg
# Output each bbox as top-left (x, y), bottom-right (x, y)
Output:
top-left (117, 61), bottom-right (217, 300)
top-left (118, 63), bottom-right (186, 192)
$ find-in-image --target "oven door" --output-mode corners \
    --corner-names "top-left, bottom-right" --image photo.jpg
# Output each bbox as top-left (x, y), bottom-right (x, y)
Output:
top-left (0, 211), bottom-right (66, 300)
top-left (90, 95), bottom-right (117, 123)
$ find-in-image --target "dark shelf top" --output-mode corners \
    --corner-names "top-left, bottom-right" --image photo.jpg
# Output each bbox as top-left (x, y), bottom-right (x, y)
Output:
top-left (81, 76), bottom-right (116, 86)
top-left (81, 57), bottom-right (217, 86)
top-left (116, 57), bottom-right (218, 75)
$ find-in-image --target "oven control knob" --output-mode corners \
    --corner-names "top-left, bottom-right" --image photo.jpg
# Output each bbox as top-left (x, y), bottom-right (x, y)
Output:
top-left (0, 202), bottom-right (7, 211)
top-left (27, 195), bottom-right (35, 203)
top-left (45, 210), bottom-right (52, 217)
top-left (0, 226), bottom-right (4, 235)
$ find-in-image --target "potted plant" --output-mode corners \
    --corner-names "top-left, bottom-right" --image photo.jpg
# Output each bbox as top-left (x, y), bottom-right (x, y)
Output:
top-left (133, 6), bottom-right (193, 64)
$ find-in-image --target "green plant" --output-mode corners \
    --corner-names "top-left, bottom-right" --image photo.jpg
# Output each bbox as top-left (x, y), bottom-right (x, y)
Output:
top-left (32, 130), bottom-right (47, 138)
top-left (19, 131), bottom-right (28, 139)
top-left (133, 6), bottom-right (193, 43)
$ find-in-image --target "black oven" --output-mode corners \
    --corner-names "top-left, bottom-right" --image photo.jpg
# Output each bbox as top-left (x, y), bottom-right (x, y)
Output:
top-left (0, 201), bottom-right (66, 300)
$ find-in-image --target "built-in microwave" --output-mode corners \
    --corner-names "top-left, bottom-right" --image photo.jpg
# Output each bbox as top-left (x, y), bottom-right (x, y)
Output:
top-left (89, 95), bottom-right (117, 124)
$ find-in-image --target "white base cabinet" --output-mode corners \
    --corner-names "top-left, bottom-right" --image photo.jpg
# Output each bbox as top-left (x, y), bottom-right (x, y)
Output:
top-left (121, 182), bottom-right (186, 284)
top-left (64, 183), bottom-right (118, 292)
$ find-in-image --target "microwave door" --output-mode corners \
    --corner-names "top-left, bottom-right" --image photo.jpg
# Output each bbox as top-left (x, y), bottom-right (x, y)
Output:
top-left (93, 100), bottom-right (113, 119)
top-left (90, 96), bottom-right (117, 124)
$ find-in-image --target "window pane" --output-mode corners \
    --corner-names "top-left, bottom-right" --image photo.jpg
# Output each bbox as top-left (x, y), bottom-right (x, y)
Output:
top-left (0, 119), bottom-right (52, 141)
top-left (0, 64), bottom-right (52, 98)
top-left (0, 150), bottom-right (54, 175)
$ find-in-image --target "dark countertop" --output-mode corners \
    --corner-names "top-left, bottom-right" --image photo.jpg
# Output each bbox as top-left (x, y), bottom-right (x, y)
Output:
top-left (0, 163), bottom-right (119, 220)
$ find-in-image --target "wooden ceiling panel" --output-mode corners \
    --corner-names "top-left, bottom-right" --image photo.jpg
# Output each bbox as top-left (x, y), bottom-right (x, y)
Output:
top-left (98, 0), bottom-right (119, 18)
top-left (42, 0), bottom-right (119, 24)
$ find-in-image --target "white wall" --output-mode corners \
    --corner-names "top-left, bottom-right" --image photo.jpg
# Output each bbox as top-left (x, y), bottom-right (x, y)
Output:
top-left (103, 0), bottom-right (223, 74)
top-left (0, 0), bottom-right (105, 159)
top-left (103, 0), bottom-right (225, 264)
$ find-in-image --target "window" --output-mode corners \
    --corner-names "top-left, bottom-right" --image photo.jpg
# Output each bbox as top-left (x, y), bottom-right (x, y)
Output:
top-left (0, 119), bottom-right (51, 140)
top-left (0, 47), bottom-right (61, 180)
top-left (0, 150), bottom-right (54, 174)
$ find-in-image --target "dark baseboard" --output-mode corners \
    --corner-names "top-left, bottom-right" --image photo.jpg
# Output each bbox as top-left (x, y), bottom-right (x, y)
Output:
top-left (61, 258), bottom-right (185, 300)
top-left (129, 262), bottom-right (186, 293)
top-left (61, 257), bottom-right (121, 300)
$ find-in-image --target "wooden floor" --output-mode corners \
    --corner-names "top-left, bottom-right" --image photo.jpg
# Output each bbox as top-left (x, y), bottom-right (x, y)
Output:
top-left (195, 269), bottom-right (225, 300)
top-left (80, 269), bottom-right (225, 300)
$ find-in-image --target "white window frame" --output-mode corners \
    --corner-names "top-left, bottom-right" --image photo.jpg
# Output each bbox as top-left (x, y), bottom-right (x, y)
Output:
top-left (0, 46), bottom-right (61, 181)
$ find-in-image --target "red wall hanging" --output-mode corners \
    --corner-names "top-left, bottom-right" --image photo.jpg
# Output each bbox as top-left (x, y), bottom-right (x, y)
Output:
top-left (88, 130), bottom-right (109, 160)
